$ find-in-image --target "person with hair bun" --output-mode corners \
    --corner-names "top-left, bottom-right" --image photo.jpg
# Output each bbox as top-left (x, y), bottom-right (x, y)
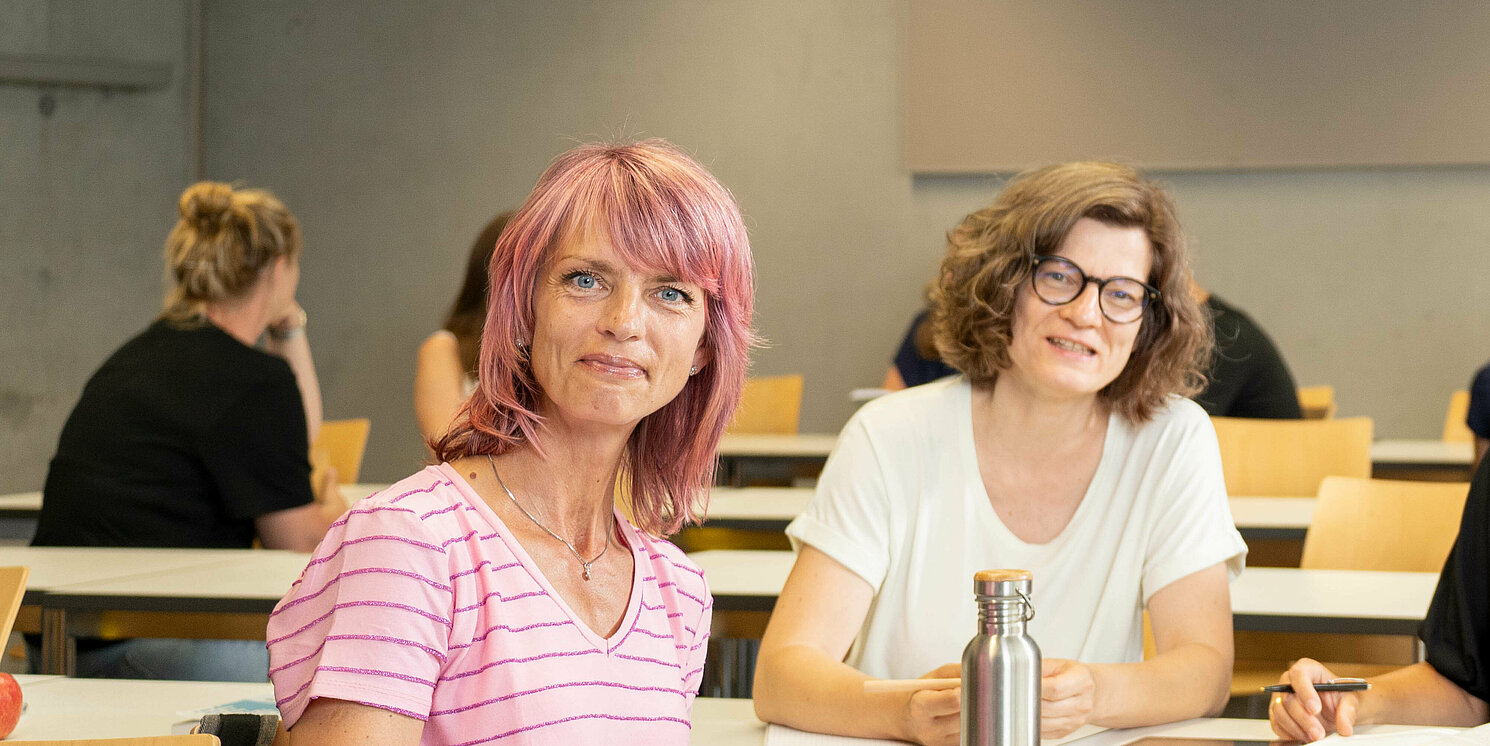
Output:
top-left (414, 211), bottom-right (514, 443)
top-left (267, 140), bottom-right (755, 744)
top-left (33, 181), bottom-right (340, 680)
top-left (756, 162), bottom-right (1246, 744)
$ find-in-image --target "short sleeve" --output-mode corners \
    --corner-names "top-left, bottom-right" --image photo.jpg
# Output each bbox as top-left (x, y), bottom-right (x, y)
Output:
top-left (786, 416), bottom-right (893, 590)
top-left (267, 504), bottom-right (454, 727)
top-left (680, 581), bottom-right (713, 710)
top-left (1421, 456), bottom-right (1490, 703)
top-left (1468, 364), bottom-right (1490, 439)
top-left (200, 370), bottom-right (314, 520)
top-left (1140, 406), bottom-right (1248, 602)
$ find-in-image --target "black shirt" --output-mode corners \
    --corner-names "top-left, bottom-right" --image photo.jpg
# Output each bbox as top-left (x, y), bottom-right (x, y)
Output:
top-left (1421, 454), bottom-right (1490, 704)
top-left (34, 320), bottom-right (313, 548)
top-left (1195, 296), bottom-right (1303, 419)
top-left (892, 310), bottom-right (956, 388)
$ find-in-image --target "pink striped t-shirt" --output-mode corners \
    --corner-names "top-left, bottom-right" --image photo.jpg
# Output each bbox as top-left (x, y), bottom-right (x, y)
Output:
top-left (267, 464), bottom-right (712, 744)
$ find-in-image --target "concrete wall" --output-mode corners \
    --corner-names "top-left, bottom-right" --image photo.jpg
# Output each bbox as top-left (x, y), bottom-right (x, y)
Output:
top-left (1, 0), bottom-right (190, 490)
top-left (7, 1), bottom-right (1488, 488)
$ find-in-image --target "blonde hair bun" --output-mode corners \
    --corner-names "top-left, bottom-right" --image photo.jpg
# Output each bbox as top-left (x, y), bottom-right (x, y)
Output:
top-left (178, 181), bottom-right (240, 233)
top-left (160, 181), bottom-right (301, 321)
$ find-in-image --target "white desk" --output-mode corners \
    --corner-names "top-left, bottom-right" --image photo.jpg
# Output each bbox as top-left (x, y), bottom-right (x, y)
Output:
top-left (1372, 439), bottom-right (1475, 481)
top-left (716, 434), bottom-right (838, 486)
top-left (1228, 496), bottom-right (1314, 541)
top-left (691, 550), bottom-right (1441, 634)
top-left (702, 487), bottom-right (814, 530)
top-left (10, 675), bottom-right (269, 740)
top-left (5, 677), bottom-right (1459, 744)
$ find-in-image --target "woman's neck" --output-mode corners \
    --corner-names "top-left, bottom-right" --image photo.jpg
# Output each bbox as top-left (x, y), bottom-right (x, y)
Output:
top-left (203, 288), bottom-right (272, 346)
top-left (974, 373), bottom-right (1109, 447)
top-left (482, 427), bottom-right (629, 546)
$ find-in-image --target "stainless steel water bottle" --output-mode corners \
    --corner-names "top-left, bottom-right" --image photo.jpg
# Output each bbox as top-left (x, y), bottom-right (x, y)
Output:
top-left (961, 569), bottom-right (1040, 746)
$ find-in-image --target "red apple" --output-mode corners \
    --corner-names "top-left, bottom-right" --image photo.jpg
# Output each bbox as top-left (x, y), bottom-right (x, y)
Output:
top-left (0, 672), bottom-right (21, 738)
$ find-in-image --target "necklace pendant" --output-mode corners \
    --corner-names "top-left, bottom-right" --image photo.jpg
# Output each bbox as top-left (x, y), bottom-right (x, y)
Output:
top-left (582, 562), bottom-right (593, 581)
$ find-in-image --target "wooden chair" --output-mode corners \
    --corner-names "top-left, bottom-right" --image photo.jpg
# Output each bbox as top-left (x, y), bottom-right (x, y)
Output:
top-left (0, 566), bottom-right (27, 645)
top-left (726, 375), bottom-right (804, 435)
top-left (310, 418), bottom-right (371, 484)
top-left (1296, 385), bottom-right (1337, 420)
top-left (1210, 416), bottom-right (1372, 496)
top-left (1443, 390), bottom-right (1473, 443)
top-left (1231, 476), bottom-right (1471, 702)
top-left (6, 737), bottom-right (220, 745)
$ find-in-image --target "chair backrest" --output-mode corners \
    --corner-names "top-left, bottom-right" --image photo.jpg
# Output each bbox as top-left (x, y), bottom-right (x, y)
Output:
top-left (726, 375), bottom-right (804, 435)
top-left (1302, 476), bottom-right (1469, 572)
top-left (1296, 385), bottom-right (1337, 420)
top-left (0, 566), bottom-right (27, 645)
top-left (1211, 416), bottom-right (1372, 496)
top-left (310, 418), bottom-right (371, 484)
top-left (1443, 390), bottom-right (1473, 443)
top-left (5, 737), bottom-right (220, 745)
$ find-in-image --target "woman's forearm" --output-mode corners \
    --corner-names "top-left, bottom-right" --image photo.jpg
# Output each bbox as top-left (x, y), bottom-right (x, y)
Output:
top-left (1357, 662), bottom-right (1489, 728)
top-left (266, 331), bottom-right (323, 445)
top-left (1088, 641), bottom-right (1231, 728)
top-left (754, 643), bottom-right (916, 742)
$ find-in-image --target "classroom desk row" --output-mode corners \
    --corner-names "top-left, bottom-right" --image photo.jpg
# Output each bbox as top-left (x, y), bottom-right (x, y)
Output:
top-left (0, 542), bottom-right (1439, 678)
top-left (703, 488), bottom-right (1317, 542)
top-left (0, 488), bottom-right (1319, 543)
top-left (691, 549), bottom-right (1439, 636)
top-left (7, 675), bottom-right (1471, 744)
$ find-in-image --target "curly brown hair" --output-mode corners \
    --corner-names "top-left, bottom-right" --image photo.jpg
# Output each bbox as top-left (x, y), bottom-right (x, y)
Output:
top-left (930, 161), bottom-right (1212, 423)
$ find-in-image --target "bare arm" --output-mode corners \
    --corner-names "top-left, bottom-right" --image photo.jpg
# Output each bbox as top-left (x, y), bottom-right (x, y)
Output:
top-left (288, 698), bottom-right (423, 746)
top-left (264, 304), bottom-right (322, 445)
top-left (255, 496), bottom-right (340, 553)
top-left (1042, 563), bottom-right (1233, 736)
top-left (414, 331), bottom-right (467, 444)
top-left (753, 545), bottom-right (959, 745)
top-left (881, 366), bottom-right (907, 391)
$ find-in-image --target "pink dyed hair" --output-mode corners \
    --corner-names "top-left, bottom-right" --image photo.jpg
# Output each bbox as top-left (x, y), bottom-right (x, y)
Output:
top-left (434, 140), bottom-right (757, 535)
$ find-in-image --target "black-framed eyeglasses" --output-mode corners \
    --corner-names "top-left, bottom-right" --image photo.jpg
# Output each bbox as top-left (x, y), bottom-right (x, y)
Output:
top-left (1030, 255), bottom-right (1159, 324)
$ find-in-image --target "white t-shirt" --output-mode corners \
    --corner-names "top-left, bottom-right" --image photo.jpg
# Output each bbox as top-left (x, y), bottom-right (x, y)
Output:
top-left (786, 377), bottom-right (1246, 679)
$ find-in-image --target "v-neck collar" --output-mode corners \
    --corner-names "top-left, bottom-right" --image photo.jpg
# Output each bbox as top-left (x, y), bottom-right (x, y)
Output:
top-left (954, 380), bottom-right (1118, 550)
top-left (437, 463), bottom-right (643, 651)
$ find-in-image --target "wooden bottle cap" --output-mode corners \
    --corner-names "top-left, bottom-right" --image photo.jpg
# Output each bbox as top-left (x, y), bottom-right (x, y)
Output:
top-left (974, 569), bottom-right (1032, 583)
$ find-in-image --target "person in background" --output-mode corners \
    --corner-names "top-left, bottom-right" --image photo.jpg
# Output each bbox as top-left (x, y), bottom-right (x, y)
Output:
top-left (757, 162), bottom-right (1244, 745)
top-left (1470, 361), bottom-right (1490, 468)
top-left (884, 288), bottom-right (1303, 421)
top-left (881, 304), bottom-right (955, 390)
top-left (413, 211), bottom-right (513, 443)
top-left (1192, 287), bottom-right (1302, 419)
top-left (1269, 454), bottom-right (1490, 741)
top-left (267, 140), bottom-right (756, 744)
top-left (32, 181), bottom-right (341, 680)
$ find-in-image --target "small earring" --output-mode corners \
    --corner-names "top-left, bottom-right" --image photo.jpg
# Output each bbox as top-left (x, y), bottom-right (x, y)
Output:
top-left (515, 338), bottom-right (526, 350)
top-left (689, 365), bottom-right (699, 375)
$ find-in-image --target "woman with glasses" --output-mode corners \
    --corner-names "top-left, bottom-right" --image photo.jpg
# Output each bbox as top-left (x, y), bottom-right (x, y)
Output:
top-left (755, 162), bottom-right (1245, 745)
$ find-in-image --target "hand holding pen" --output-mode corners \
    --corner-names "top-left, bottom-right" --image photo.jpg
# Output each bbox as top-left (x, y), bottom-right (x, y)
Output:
top-left (1268, 658), bottom-right (1370, 742)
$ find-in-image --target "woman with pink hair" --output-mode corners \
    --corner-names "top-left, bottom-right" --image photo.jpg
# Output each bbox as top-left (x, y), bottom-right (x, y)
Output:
top-left (266, 140), bottom-right (755, 744)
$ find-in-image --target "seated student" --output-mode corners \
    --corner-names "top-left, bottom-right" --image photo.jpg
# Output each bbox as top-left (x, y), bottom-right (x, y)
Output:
top-left (1269, 454), bottom-right (1490, 741)
top-left (1192, 286), bottom-right (1302, 419)
top-left (756, 162), bottom-right (1246, 745)
top-left (32, 181), bottom-right (341, 681)
top-left (267, 140), bottom-right (755, 744)
top-left (1470, 361), bottom-right (1489, 468)
top-left (413, 211), bottom-right (513, 443)
top-left (881, 305), bottom-right (955, 390)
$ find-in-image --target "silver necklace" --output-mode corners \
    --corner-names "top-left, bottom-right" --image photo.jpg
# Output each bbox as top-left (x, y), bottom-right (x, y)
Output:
top-left (487, 454), bottom-right (612, 581)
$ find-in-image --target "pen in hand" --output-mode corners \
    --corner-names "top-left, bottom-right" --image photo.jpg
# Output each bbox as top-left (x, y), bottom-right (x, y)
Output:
top-left (1262, 678), bottom-right (1371, 694)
